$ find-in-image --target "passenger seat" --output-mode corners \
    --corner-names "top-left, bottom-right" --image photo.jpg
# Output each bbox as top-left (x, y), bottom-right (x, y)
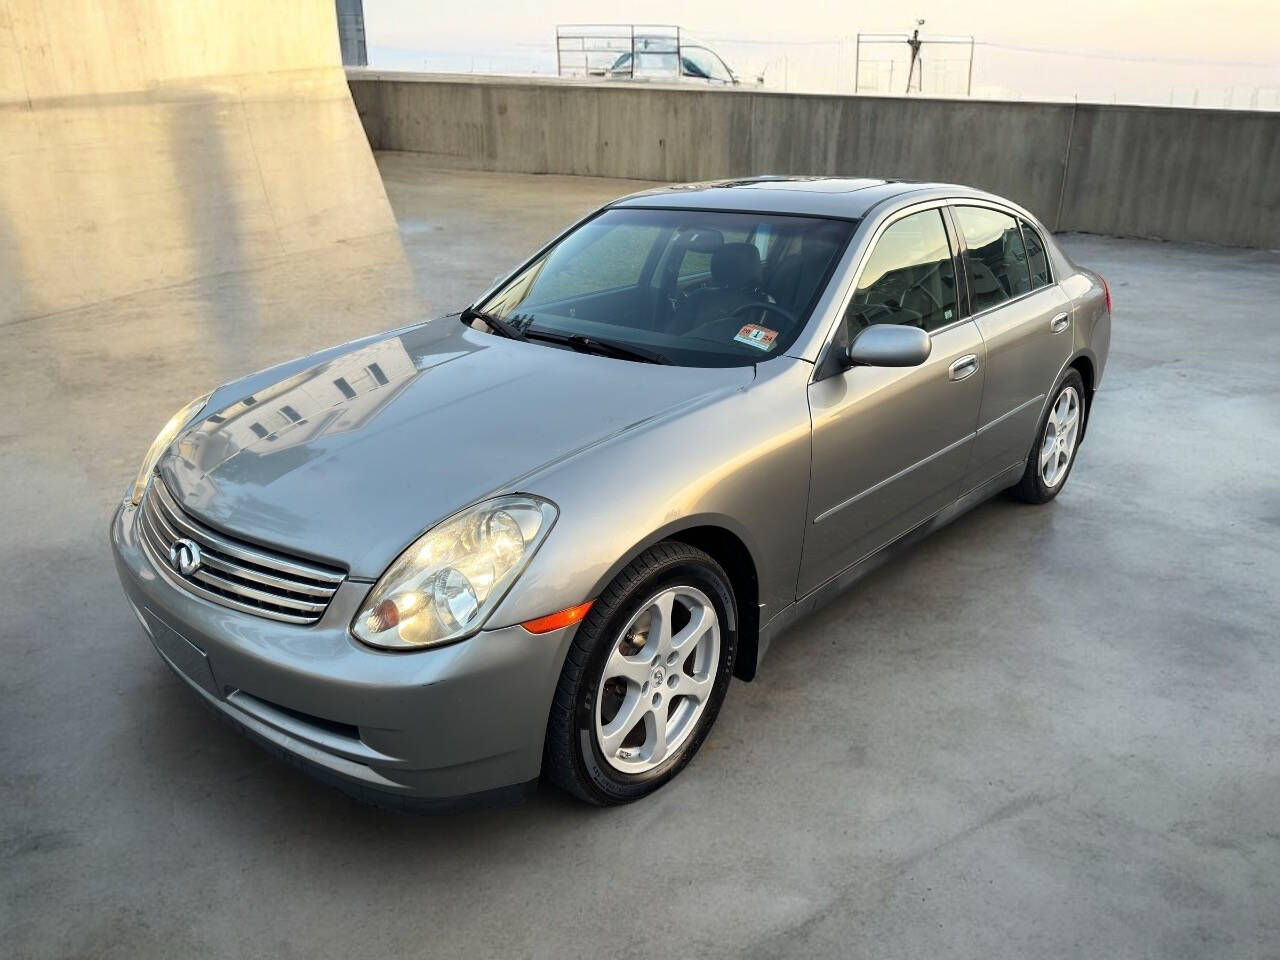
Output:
top-left (766, 227), bottom-right (845, 315)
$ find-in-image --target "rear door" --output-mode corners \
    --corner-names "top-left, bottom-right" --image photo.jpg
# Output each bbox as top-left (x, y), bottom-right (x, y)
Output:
top-left (800, 205), bottom-right (985, 595)
top-left (952, 205), bottom-right (1073, 487)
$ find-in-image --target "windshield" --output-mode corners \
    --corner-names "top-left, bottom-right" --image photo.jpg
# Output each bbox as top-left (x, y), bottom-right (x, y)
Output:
top-left (474, 208), bottom-right (855, 367)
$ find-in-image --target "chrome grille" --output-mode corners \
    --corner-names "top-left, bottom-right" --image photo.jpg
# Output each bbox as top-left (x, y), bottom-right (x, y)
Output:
top-left (137, 479), bottom-right (345, 625)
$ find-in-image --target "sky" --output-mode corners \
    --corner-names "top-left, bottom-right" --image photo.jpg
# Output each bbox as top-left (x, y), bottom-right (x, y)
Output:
top-left (363, 0), bottom-right (1280, 108)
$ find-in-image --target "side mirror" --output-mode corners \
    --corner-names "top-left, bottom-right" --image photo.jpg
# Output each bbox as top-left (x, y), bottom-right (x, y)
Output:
top-left (843, 324), bottom-right (932, 368)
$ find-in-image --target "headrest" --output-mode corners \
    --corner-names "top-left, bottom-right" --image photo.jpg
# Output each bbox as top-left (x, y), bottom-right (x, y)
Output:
top-left (711, 242), bottom-right (762, 289)
top-left (683, 228), bottom-right (724, 253)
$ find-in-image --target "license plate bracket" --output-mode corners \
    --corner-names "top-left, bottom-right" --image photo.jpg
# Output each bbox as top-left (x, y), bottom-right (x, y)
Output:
top-left (142, 609), bottom-right (220, 699)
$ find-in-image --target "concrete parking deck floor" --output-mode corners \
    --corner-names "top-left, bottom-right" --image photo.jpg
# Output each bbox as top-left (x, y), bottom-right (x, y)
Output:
top-left (4, 154), bottom-right (1278, 959)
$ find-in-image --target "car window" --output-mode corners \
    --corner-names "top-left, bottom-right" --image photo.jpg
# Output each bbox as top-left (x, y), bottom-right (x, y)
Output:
top-left (514, 221), bottom-right (664, 304)
top-left (1020, 218), bottom-right (1052, 289)
top-left (677, 249), bottom-right (712, 280)
top-left (681, 55), bottom-right (709, 79)
top-left (634, 52), bottom-right (678, 77)
top-left (954, 206), bottom-right (1033, 311)
top-left (751, 224), bottom-right (772, 262)
top-left (682, 47), bottom-right (731, 82)
top-left (845, 209), bottom-right (958, 334)
top-left (673, 226), bottom-right (749, 281)
top-left (478, 208), bottom-right (855, 368)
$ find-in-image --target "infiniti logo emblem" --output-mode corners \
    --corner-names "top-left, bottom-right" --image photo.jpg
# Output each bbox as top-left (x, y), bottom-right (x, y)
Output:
top-left (169, 538), bottom-right (202, 577)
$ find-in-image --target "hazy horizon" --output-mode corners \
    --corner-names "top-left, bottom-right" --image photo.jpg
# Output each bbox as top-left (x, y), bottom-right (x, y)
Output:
top-left (363, 0), bottom-right (1280, 108)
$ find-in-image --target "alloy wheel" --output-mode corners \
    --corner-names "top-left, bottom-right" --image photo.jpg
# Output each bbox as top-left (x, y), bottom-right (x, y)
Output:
top-left (1040, 385), bottom-right (1081, 488)
top-left (593, 586), bottom-right (720, 774)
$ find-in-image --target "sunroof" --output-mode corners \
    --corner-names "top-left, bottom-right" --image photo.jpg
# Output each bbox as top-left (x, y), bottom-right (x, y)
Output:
top-left (732, 178), bottom-right (886, 193)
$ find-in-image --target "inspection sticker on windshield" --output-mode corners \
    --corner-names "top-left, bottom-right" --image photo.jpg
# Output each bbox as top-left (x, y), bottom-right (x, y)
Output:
top-left (734, 324), bottom-right (779, 352)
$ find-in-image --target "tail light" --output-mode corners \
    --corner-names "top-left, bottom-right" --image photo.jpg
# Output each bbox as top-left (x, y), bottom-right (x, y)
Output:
top-left (1099, 274), bottom-right (1112, 314)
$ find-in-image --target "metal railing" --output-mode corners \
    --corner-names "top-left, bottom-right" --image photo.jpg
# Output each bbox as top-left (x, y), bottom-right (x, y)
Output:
top-left (556, 24), bottom-right (683, 80)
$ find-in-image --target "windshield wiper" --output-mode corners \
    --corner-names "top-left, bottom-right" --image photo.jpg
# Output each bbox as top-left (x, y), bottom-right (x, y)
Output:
top-left (463, 308), bottom-right (669, 364)
top-left (524, 330), bottom-right (670, 365)
top-left (461, 305), bottom-right (527, 341)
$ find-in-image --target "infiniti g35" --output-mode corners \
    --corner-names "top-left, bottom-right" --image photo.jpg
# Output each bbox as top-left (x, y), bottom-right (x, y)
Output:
top-left (111, 177), bottom-right (1111, 807)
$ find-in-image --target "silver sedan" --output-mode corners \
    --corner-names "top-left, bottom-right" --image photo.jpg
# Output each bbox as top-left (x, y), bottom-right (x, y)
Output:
top-left (110, 177), bottom-right (1111, 807)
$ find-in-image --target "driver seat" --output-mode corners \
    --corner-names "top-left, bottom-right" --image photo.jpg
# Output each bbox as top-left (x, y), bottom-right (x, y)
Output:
top-left (671, 243), bottom-right (764, 334)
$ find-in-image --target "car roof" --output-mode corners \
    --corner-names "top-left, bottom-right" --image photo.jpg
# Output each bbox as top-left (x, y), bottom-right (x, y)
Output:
top-left (610, 176), bottom-right (1007, 221)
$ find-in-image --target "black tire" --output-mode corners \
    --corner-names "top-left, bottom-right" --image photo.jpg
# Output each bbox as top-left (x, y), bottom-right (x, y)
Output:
top-left (544, 541), bottom-right (737, 805)
top-left (1009, 368), bottom-right (1087, 504)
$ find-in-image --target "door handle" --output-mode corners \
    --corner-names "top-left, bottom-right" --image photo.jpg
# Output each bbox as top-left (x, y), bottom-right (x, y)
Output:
top-left (948, 354), bottom-right (979, 382)
top-left (1050, 312), bottom-right (1070, 334)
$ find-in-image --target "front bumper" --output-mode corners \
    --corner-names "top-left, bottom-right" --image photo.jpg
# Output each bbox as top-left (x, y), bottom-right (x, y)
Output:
top-left (110, 500), bottom-right (576, 806)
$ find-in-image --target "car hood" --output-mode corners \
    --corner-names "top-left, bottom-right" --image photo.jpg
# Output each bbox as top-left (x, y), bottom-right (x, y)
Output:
top-left (158, 320), bottom-right (752, 577)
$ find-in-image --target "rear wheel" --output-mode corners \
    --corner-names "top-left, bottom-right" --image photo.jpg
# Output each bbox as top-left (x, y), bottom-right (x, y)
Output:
top-left (544, 542), bottom-right (736, 805)
top-left (1010, 369), bottom-right (1086, 504)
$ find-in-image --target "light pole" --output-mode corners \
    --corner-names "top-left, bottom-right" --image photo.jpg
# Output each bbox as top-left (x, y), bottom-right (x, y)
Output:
top-left (905, 19), bottom-right (925, 94)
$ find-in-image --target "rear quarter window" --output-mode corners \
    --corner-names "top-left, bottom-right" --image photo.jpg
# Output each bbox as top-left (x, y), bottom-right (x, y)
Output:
top-left (1020, 219), bottom-right (1052, 290)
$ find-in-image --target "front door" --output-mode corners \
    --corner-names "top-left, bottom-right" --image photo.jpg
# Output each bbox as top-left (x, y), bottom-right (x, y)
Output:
top-left (800, 207), bottom-right (985, 596)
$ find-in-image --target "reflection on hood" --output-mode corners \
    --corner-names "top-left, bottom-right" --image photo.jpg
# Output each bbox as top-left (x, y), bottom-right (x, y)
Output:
top-left (174, 336), bottom-right (474, 492)
top-left (159, 321), bottom-right (750, 576)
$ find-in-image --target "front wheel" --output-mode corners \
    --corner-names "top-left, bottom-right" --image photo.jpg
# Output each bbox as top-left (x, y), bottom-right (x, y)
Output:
top-left (544, 542), bottom-right (737, 805)
top-left (1009, 369), bottom-right (1086, 504)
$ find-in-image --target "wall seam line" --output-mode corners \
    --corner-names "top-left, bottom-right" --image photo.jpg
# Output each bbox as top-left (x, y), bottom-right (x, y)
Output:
top-left (238, 93), bottom-right (288, 256)
top-left (1054, 100), bottom-right (1078, 232)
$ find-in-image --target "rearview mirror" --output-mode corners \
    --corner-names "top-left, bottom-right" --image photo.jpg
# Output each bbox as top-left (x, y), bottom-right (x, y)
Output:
top-left (844, 324), bottom-right (932, 368)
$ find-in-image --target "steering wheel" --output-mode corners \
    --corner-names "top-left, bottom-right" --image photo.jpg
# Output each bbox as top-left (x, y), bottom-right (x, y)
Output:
top-left (729, 301), bottom-right (798, 328)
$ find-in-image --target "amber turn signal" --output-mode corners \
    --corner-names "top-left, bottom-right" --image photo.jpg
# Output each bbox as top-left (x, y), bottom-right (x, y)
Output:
top-left (521, 600), bottom-right (594, 634)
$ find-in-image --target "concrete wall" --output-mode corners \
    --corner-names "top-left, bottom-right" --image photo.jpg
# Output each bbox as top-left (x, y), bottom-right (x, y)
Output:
top-left (0, 0), bottom-right (397, 325)
top-left (1056, 105), bottom-right (1279, 247)
top-left (349, 73), bottom-right (1280, 249)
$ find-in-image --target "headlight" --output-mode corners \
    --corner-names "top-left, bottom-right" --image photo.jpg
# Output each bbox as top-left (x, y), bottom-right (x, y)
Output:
top-left (353, 496), bottom-right (558, 650)
top-left (129, 394), bottom-right (210, 505)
